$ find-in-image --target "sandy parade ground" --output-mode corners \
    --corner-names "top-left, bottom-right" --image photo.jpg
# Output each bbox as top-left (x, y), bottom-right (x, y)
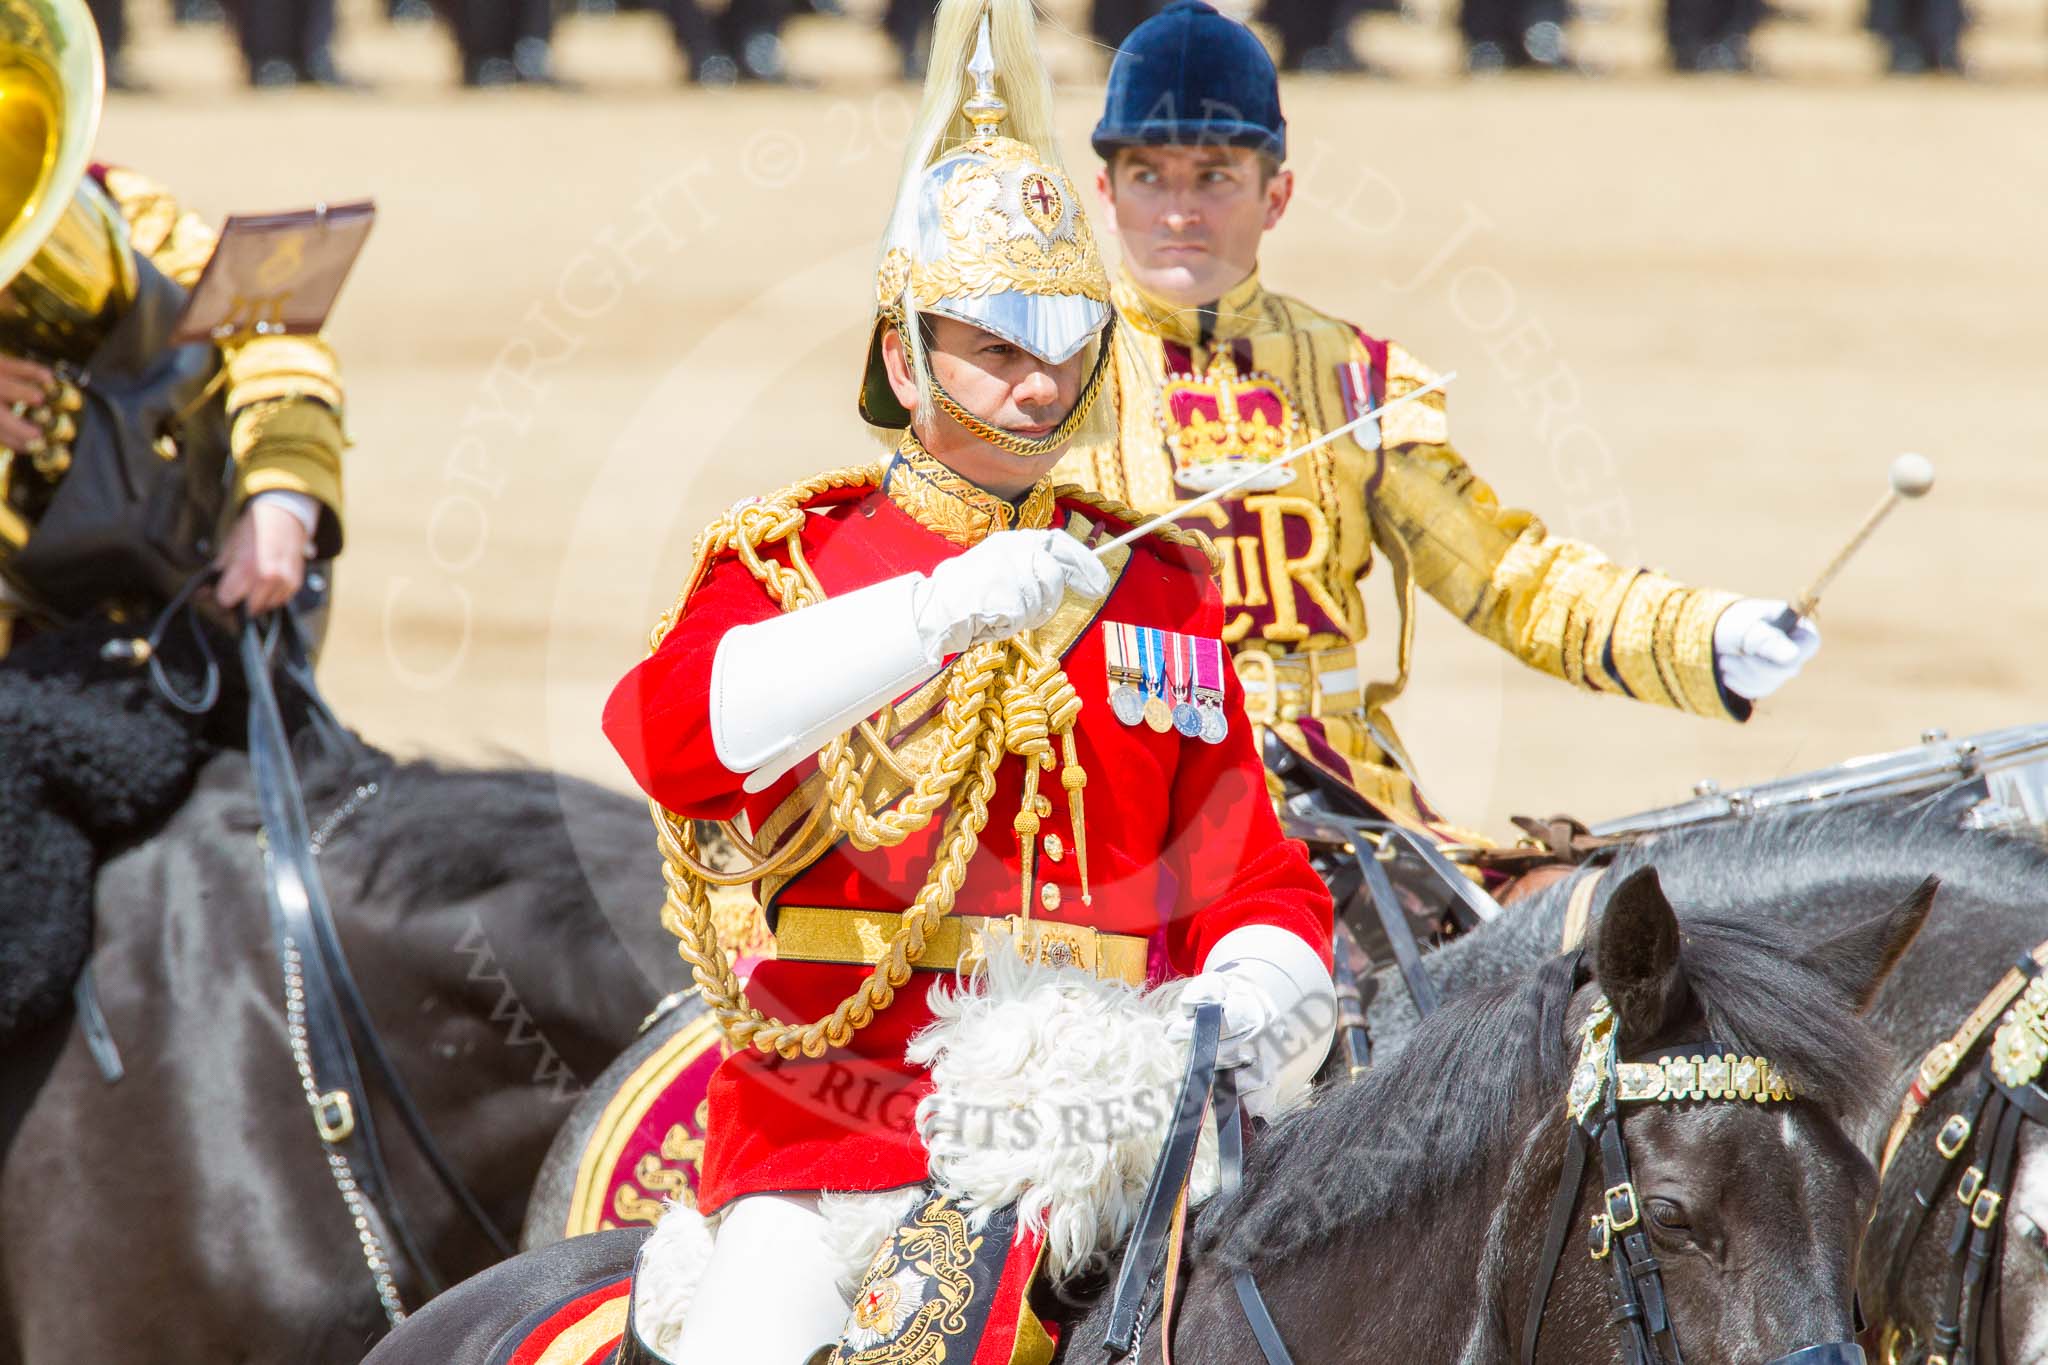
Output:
top-left (95, 0), bottom-right (2048, 847)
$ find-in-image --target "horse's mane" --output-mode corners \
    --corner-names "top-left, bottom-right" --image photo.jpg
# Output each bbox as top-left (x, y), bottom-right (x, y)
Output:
top-left (1573, 803), bottom-right (2048, 920)
top-left (280, 747), bottom-right (654, 918)
top-left (1208, 908), bottom-right (1893, 1271)
top-left (1377, 804), bottom-right (2048, 1042)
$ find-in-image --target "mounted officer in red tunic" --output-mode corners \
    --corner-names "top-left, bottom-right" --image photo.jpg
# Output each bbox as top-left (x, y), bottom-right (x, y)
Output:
top-left (602, 1), bottom-right (1333, 1358)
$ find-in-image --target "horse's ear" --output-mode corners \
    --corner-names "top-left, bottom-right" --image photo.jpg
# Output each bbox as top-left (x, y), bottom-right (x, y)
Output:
top-left (1796, 875), bottom-right (1939, 1013)
top-left (1593, 866), bottom-right (1691, 1046)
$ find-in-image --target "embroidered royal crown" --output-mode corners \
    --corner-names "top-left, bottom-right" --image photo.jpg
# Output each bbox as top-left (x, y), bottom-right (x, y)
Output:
top-left (1161, 348), bottom-right (1300, 493)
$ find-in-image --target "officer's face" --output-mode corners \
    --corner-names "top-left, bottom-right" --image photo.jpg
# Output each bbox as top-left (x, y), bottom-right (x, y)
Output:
top-left (881, 317), bottom-right (1088, 497)
top-left (1099, 147), bottom-right (1293, 308)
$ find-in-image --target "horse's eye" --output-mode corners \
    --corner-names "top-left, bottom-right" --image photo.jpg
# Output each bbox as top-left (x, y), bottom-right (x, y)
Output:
top-left (1647, 1198), bottom-right (1691, 1231)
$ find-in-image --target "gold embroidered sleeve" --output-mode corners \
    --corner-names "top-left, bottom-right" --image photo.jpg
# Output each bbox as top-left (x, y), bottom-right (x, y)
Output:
top-left (98, 169), bottom-right (350, 552)
top-left (1368, 434), bottom-right (1743, 722)
top-left (224, 336), bottom-right (347, 554)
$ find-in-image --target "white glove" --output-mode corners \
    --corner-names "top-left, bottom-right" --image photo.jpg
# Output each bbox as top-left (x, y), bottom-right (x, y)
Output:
top-left (711, 530), bottom-right (1110, 793)
top-left (1168, 926), bottom-right (1336, 1121)
top-left (913, 529), bottom-right (1111, 660)
top-left (1713, 598), bottom-right (1821, 702)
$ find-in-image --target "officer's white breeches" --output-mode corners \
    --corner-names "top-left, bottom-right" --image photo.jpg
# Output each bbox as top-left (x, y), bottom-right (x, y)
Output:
top-left (673, 1194), bottom-right (851, 1363)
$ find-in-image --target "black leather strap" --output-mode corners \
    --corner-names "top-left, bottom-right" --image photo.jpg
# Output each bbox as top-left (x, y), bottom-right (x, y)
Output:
top-left (1211, 1070), bottom-right (1296, 1365)
top-left (1104, 1001), bottom-right (1223, 1357)
top-left (1361, 820), bottom-right (1504, 932)
top-left (1523, 1121), bottom-right (1591, 1365)
top-left (242, 618), bottom-right (519, 1296)
top-left (101, 566), bottom-right (222, 715)
top-left (1956, 1099), bottom-right (2026, 1364)
top-left (1329, 918), bottom-right (1373, 1076)
top-left (242, 617), bottom-right (440, 1297)
top-left (1597, 1111), bottom-right (1679, 1365)
top-left (1884, 1073), bottom-right (1992, 1321)
top-left (1230, 1268), bottom-right (1294, 1365)
top-left (1354, 839), bottom-right (1440, 1020)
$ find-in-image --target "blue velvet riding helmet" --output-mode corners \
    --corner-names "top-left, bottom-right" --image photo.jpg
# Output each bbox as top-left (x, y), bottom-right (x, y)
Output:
top-left (1091, 1), bottom-right (1286, 162)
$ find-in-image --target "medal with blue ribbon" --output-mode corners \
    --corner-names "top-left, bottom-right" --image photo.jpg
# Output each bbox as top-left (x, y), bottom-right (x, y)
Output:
top-left (1140, 627), bottom-right (1173, 733)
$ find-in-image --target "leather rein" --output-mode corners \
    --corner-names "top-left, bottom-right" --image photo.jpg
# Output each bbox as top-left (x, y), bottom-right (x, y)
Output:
top-left (1099, 1000), bottom-right (1296, 1363)
top-left (116, 584), bottom-right (519, 1326)
top-left (238, 610), bottom-right (520, 1323)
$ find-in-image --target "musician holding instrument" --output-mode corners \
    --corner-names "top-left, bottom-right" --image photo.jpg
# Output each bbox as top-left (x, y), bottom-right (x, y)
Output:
top-left (0, 0), bottom-right (348, 1044)
top-left (1059, 0), bottom-right (1820, 839)
top-left (0, 13), bottom-right (346, 648)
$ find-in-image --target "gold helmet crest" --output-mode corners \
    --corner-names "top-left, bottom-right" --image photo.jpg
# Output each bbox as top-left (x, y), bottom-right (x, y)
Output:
top-left (858, 0), bottom-right (1116, 458)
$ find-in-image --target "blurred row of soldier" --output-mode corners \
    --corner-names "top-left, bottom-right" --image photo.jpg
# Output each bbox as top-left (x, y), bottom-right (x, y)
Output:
top-left (86, 0), bottom-right (800, 89)
top-left (1091, 0), bottom-right (1963, 75)
top-left (83, 0), bottom-right (1969, 91)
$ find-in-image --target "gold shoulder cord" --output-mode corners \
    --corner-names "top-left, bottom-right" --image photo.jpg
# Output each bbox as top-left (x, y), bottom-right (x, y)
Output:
top-left (649, 472), bottom-right (1205, 1061)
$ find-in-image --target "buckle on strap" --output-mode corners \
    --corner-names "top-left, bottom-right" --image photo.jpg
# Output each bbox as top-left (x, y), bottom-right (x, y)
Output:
top-left (1957, 1165), bottom-right (1985, 1206)
top-left (1605, 1181), bottom-right (1641, 1232)
top-left (313, 1089), bottom-right (356, 1144)
top-left (1971, 1189), bottom-right (2004, 1230)
top-left (1589, 1212), bottom-right (1614, 1260)
top-left (1935, 1113), bottom-right (1973, 1159)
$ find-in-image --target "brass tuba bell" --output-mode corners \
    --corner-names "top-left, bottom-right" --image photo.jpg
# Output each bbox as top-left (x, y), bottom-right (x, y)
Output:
top-left (0, 0), bottom-right (135, 367)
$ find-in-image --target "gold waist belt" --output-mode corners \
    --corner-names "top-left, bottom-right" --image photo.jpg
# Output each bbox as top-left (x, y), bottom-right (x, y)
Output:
top-left (1235, 643), bottom-right (1368, 725)
top-left (773, 906), bottom-right (1149, 987)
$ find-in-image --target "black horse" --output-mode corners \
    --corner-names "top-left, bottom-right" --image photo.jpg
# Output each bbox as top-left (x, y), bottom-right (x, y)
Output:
top-left (1362, 806), bottom-right (2048, 1362)
top-left (0, 747), bottom-right (685, 1364)
top-left (361, 855), bottom-right (1926, 1363)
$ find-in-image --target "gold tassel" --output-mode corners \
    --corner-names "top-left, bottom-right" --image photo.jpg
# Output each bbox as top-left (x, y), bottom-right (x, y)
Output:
top-left (1060, 732), bottom-right (1090, 906)
top-left (1015, 756), bottom-right (1045, 922)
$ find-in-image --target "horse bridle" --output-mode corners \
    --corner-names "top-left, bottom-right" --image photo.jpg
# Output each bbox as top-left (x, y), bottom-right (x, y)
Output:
top-left (1877, 948), bottom-right (2048, 1365)
top-left (1524, 994), bottom-right (1866, 1365)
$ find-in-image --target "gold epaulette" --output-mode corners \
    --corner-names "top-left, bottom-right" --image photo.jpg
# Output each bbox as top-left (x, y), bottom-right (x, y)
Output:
top-left (1380, 340), bottom-right (1452, 449)
top-left (95, 166), bottom-right (217, 289)
top-left (1055, 483), bottom-right (1220, 576)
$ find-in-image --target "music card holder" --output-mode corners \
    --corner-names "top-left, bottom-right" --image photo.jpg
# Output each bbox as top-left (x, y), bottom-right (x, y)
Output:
top-left (169, 200), bottom-right (376, 346)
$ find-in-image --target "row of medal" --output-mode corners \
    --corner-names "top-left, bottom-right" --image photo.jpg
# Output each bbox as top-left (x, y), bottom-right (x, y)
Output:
top-left (1103, 622), bottom-right (1229, 744)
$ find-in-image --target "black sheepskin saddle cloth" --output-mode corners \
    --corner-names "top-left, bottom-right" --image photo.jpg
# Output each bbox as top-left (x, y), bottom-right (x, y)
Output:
top-left (0, 618), bottom-right (213, 1045)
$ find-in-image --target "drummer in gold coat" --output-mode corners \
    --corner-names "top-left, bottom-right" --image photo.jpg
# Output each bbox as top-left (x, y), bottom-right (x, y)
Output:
top-left (1059, 1), bottom-right (1817, 836)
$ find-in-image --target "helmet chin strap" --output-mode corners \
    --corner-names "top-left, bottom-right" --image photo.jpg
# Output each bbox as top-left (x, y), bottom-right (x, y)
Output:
top-left (920, 320), bottom-right (1116, 461)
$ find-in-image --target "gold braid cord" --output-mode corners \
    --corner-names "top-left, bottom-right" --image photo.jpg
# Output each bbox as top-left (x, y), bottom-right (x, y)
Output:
top-left (648, 467), bottom-right (1110, 1060)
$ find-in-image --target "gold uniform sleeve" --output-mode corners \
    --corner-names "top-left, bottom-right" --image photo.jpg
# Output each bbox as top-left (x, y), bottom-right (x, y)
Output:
top-left (1369, 341), bottom-right (1742, 721)
top-left (97, 167), bottom-right (347, 554)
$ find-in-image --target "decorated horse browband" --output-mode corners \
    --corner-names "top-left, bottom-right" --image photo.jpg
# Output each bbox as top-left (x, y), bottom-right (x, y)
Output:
top-left (1568, 995), bottom-right (1797, 1126)
top-left (1525, 993), bottom-right (1813, 1365)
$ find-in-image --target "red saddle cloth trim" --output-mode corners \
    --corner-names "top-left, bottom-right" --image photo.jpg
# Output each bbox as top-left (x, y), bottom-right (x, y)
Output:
top-left (503, 1273), bottom-right (633, 1365)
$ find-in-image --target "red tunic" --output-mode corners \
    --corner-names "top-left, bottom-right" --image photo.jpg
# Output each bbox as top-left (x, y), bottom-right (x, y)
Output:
top-left (603, 481), bottom-right (1332, 1213)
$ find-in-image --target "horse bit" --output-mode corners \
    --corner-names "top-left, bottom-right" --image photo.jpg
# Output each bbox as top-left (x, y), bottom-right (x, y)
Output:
top-left (1523, 995), bottom-right (1867, 1365)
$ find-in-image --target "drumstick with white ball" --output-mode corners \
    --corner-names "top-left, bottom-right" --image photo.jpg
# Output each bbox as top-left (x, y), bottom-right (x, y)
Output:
top-left (1771, 452), bottom-right (1935, 633)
